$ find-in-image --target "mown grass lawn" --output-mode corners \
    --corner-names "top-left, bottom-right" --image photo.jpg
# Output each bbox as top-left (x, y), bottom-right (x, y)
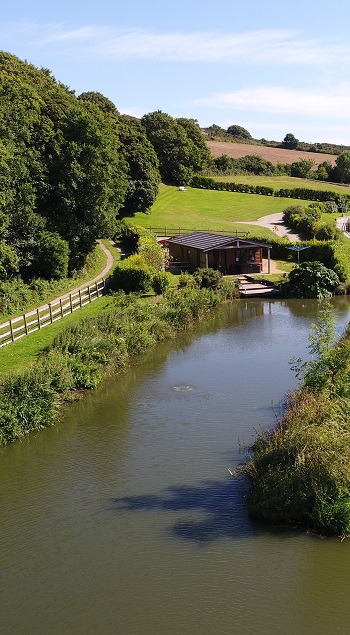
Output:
top-left (128, 184), bottom-right (310, 236)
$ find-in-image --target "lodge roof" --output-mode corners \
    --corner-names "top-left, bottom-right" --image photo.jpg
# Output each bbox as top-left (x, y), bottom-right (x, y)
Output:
top-left (168, 231), bottom-right (271, 252)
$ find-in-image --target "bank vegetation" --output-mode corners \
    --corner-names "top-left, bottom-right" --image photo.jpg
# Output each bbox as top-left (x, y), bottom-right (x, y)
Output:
top-left (234, 307), bottom-right (350, 538)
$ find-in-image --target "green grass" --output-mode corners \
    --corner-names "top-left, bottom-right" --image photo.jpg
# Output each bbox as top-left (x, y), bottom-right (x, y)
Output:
top-left (127, 184), bottom-right (310, 236)
top-left (210, 174), bottom-right (350, 194)
top-left (0, 295), bottom-right (117, 374)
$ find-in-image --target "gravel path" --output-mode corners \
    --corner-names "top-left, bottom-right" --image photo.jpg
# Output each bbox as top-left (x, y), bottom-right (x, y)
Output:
top-left (33, 240), bottom-right (115, 314)
top-left (237, 212), bottom-right (300, 241)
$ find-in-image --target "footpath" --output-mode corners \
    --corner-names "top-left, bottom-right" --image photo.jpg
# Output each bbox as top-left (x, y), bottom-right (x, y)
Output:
top-left (34, 239), bottom-right (116, 314)
top-left (0, 240), bottom-right (118, 348)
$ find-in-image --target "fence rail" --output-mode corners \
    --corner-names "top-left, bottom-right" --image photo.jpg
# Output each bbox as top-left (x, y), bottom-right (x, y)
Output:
top-left (0, 279), bottom-right (106, 348)
top-left (144, 226), bottom-right (249, 237)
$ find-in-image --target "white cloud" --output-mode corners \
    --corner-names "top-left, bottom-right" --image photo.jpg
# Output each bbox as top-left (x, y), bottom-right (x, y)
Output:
top-left (5, 22), bottom-right (350, 66)
top-left (194, 85), bottom-right (350, 118)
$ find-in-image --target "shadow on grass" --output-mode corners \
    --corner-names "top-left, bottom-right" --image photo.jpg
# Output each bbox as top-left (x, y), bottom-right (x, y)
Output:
top-left (111, 477), bottom-right (267, 543)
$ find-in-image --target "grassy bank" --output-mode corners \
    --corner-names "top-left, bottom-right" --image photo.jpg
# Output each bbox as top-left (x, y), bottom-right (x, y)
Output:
top-left (0, 282), bottom-right (238, 446)
top-left (235, 310), bottom-right (350, 537)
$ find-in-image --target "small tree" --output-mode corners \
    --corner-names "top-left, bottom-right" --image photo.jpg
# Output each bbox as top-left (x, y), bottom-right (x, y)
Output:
top-left (226, 125), bottom-right (252, 140)
top-left (282, 133), bottom-right (299, 150)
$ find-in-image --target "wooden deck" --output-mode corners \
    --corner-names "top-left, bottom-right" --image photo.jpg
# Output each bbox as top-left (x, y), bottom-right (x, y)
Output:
top-left (236, 275), bottom-right (280, 297)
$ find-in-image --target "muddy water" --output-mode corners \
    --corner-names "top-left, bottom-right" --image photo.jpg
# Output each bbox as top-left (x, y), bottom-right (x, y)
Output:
top-left (2, 298), bottom-right (350, 635)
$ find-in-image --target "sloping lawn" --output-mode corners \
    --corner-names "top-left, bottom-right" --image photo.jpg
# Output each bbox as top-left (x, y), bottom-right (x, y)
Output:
top-left (128, 185), bottom-right (309, 236)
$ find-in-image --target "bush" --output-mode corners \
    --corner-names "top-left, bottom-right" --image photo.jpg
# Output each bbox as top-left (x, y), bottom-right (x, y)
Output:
top-left (152, 271), bottom-right (170, 295)
top-left (110, 263), bottom-right (152, 293)
top-left (193, 267), bottom-right (222, 289)
top-left (217, 278), bottom-right (240, 300)
top-left (286, 261), bottom-right (340, 298)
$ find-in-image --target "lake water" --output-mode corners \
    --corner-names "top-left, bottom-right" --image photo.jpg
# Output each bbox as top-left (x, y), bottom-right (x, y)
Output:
top-left (2, 297), bottom-right (350, 635)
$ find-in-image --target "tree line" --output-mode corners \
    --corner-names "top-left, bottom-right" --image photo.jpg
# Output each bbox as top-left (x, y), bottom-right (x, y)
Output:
top-left (0, 52), bottom-right (210, 287)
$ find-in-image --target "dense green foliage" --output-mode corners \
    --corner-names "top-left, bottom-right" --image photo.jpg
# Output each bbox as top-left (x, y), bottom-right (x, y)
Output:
top-left (0, 54), bottom-right (162, 298)
top-left (282, 133), bottom-right (299, 149)
top-left (236, 308), bottom-right (350, 537)
top-left (141, 111), bottom-right (211, 184)
top-left (286, 262), bottom-right (340, 298)
top-left (226, 125), bottom-right (253, 140)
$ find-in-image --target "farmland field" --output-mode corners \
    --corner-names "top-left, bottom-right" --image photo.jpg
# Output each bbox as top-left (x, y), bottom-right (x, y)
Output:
top-left (206, 140), bottom-right (338, 169)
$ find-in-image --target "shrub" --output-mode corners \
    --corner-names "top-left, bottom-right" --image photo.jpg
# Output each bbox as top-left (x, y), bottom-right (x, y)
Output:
top-left (178, 272), bottom-right (198, 288)
top-left (110, 263), bottom-right (152, 293)
top-left (193, 267), bottom-right (222, 289)
top-left (152, 271), bottom-right (170, 295)
top-left (286, 261), bottom-right (340, 298)
top-left (217, 278), bottom-right (240, 300)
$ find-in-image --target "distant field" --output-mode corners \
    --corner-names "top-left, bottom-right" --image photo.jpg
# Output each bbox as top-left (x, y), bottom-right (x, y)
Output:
top-left (211, 174), bottom-right (350, 194)
top-left (207, 140), bottom-right (337, 169)
top-left (129, 184), bottom-right (310, 237)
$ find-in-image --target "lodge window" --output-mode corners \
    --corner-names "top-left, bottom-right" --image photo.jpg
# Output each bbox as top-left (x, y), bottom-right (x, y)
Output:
top-left (236, 249), bottom-right (255, 262)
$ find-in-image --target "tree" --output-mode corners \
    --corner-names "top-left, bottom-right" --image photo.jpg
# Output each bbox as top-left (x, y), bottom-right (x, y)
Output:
top-left (335, 151), bottom-right (350, 184)
top-left (0, 54), bottom-right (129, 276)
top-left (118, 115), bottom-right (160, 215)
top-left (282, 133), bottom-right (299, 150)
top-left (316, 161), bottom-right (334, 181)
top-left (226, 124), bottom-right (252, 140)
top-left (290, 159), bottom-right (315, 178)
top-left (176, 118), bottom-right (211, 172)
top-left (141, 111), bottom-right (209, 185)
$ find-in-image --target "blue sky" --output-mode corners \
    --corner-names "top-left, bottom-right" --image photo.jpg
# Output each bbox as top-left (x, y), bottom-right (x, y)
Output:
top-left (2, 0), bottom-right (350, 144)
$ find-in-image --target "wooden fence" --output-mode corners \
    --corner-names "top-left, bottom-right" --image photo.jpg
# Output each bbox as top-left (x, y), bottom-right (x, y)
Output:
top-left (144, 226), bottom-right (249, 237)
top-left (0, 279), bottom-right (106, 348)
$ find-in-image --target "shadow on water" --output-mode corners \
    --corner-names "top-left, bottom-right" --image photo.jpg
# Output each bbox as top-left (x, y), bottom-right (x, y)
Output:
top-left (111, 477), bottom-right (302, 543)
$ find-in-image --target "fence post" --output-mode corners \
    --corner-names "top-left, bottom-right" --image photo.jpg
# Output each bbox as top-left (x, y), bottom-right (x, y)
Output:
top-left (60, 298), bottom-right (64, 318)
top-left (49, 303), bottom-right (53, 323)
top-left (96, 281), bottom-right (99, 298)
top-left (79, 289), bottom-right (82, 308)
top-left (37, 308), bottom-right (41, 329)
top-left (69, 294), bottom-right (73, 313)
top-left (88, 284), bottom-right (92, 303)
top-left (9, 318), bottom-right (15, 342)
top-left (23, 313), bottom-right (28, 335)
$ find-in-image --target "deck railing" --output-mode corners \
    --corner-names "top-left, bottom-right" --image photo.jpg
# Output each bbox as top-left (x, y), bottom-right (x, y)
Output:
top-left (0, 279), bottom-right (106, 348)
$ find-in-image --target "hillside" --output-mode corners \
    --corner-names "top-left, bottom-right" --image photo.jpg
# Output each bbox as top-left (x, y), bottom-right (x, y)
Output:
top-left (206, 140), bottom-right (337, 170)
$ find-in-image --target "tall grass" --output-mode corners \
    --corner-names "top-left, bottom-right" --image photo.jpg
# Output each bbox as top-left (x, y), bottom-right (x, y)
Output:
top-left (234, 314), bottom-right (350, 537)
top-left (0, 283), bottom-right (237, 446)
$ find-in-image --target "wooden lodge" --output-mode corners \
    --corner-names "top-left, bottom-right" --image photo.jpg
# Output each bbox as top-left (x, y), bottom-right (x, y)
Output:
top-left (168, 232), bottom-right (272, 274)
